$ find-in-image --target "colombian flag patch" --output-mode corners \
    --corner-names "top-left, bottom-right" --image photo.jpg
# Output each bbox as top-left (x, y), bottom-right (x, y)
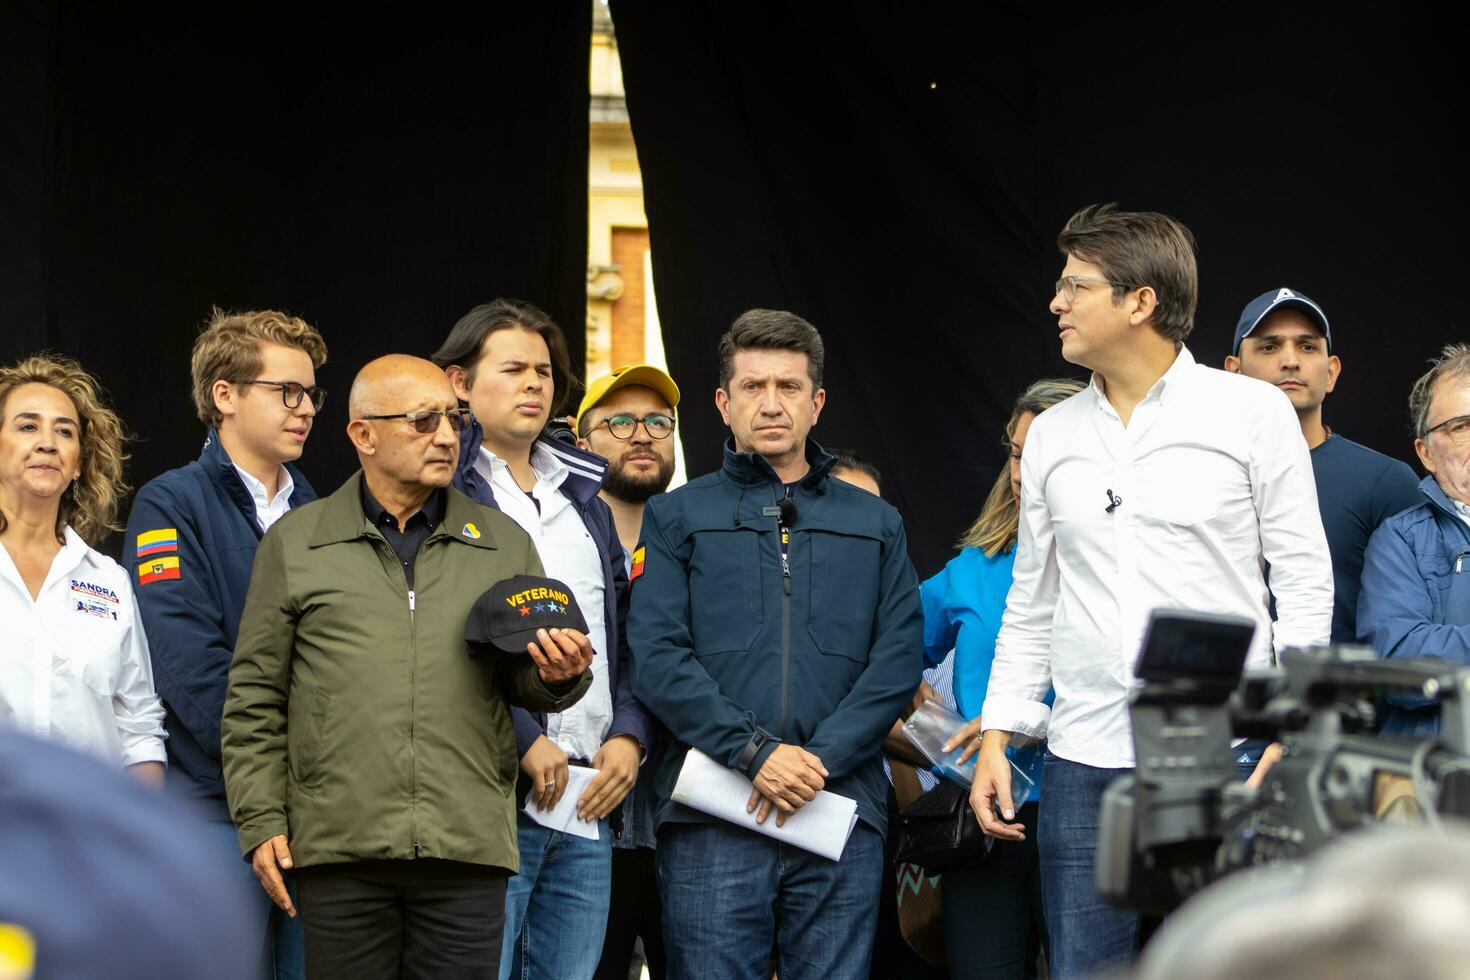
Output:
top-left (136, 528), bottom-right (178, 557)
top-left (138, 555), bottom-right (181, 585)
top-left (629, 546), bottom-right (645, 583)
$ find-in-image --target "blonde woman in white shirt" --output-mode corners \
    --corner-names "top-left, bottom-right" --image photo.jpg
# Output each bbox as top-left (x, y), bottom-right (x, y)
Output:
top-left (0, 354), bottom-right (166, 782)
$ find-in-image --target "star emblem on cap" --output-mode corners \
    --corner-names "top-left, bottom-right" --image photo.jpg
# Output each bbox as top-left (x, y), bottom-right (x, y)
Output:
top-left (519, 605), bottom-right (531, 616)
top-left (546, 601), bottom-right (560, 613)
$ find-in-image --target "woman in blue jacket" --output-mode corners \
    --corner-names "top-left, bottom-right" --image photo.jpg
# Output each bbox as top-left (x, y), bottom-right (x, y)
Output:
top-left (923, 378), bottom-right (1083, 979)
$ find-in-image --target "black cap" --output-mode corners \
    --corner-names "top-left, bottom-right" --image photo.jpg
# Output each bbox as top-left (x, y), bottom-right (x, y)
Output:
top-left (465, 574), bottom-right (588, 656)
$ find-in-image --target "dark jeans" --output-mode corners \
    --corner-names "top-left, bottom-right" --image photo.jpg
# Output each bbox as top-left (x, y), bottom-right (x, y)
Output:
top-left (943, 801), bottom-right (1046, 979)
top-left (595, 846), bottom-right (665, 980)
top-left (1037, 752), bottom-right (1138, 980)
top-left (294, 859), bottom-right (508, 980)
top-left (658, 821), bottom-right (885, 980)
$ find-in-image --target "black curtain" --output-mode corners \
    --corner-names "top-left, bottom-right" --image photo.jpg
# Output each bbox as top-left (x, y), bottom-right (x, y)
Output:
top-left (612, 2), bottom-right (1467, 575)
top-left (1, 2), bottom-right (591, 548)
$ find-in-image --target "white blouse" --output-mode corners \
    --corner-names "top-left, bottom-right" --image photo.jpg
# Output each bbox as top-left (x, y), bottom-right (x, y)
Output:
top-left (0, 526), bottom-right (167, 767)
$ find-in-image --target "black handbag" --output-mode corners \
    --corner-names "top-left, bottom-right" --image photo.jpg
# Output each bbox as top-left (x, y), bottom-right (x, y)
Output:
top-left (894, 780), bottom-right (992, 872)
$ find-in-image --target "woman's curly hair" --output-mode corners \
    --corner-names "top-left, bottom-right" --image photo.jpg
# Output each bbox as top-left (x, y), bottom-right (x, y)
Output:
top-left (0, 354), bottom-right (130, 546)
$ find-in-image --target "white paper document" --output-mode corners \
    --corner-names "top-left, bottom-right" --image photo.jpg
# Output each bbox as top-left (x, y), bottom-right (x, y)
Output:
top-left (522, 765), bottom-right (601, 840)
top-left (671, 748), bottom-right (859, 861)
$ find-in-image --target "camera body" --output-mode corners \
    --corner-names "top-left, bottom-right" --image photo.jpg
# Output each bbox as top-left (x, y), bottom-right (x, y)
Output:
top-left (1097, 611), bottom-right (1470, 916)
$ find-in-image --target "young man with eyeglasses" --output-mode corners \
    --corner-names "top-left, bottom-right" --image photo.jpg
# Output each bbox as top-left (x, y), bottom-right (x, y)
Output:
top-left (1225, 289), bottom-right (1420, 646)
top-left (1359, 343), bottom-right (1470, 737)
top-left (432, 299), bottom-right (653, 980)
top-left (970, 206), bottom-right (1334, 978)
top-left (125, 307), bottom-right (328, 980)
top-left (573, 364), bottom-right (680, 980)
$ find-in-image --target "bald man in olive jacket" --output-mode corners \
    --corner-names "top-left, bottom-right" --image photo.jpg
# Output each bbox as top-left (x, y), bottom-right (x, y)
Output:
top-left (222, 356), bottom-right (592, 979)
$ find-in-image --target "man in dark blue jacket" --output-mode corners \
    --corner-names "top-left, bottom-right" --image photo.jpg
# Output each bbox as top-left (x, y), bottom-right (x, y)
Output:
top-left (1359, 342), bottom-right (1470, 737)
top-left (125, 309), bottom-right (327, 980)
top-left (433, 299), bottom-right (653, 980)
top-left (627, 309), bottom-right (923, 980)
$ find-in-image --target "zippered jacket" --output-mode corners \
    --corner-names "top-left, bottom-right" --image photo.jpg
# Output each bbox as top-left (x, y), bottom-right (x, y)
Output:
top-left (1358, 476), bottom-right (1470, 736)
top-left (124, 432), bottom-right (315, 801)
top-left (453, 420), bottom-right (652, 758)
top-left (221, 474), bottom-right (590, 871)
top-left (627, 439), bottom-right (923, 835)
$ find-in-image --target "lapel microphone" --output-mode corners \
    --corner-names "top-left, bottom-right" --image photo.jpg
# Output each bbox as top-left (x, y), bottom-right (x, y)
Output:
top-left (778, 493), bottom-right (798, 526)
top-left (1105, 489), bottom-right (1122, 514)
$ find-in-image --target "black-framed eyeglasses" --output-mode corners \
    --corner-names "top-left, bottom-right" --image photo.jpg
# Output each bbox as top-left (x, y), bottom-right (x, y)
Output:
top-left (235, 380), bottom-right (328, 412)
top-left (360, 408), bottom-right (474, 434)
top-left (1054, 275), bottom-right (1140, 304)
top-left (589, 412), bottom-right (676, 441)
top-left (1424, 414), bottom-right (1470, 445)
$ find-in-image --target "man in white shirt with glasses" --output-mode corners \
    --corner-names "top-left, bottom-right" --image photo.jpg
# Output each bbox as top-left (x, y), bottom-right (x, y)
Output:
top-left (971, 204), bottom-right (1333, 978)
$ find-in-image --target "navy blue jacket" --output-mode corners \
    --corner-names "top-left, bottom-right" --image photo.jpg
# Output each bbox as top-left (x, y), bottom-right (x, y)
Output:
top-left (627, 440), bottom-right (924, 835)
top-left (452, 420), bottom-right (652, 758)
top-left (1358, 476), bottom-right (1470, 736)
top-left (124, 432), bottom-right (315, 802)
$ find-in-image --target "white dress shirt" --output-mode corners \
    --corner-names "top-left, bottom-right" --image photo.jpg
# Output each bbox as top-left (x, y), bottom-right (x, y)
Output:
top-left (232, 462), bottom-right (294, 533)
top-left (981, 346), bottom-right (1334, 768)
top-left (0, 526), bottom-right (168, 767)
top-left (475, 443), bottom-right (612, 761)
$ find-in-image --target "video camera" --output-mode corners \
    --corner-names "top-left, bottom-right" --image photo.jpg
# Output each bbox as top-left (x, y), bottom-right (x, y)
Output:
top-left (1096, 610), bottom-right (1470, 916)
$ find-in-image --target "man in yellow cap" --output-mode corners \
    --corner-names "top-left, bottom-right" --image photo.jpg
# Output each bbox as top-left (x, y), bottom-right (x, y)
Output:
top-left (576, 364), bottom-right (681, 556)
top-left (575, 363), bottom-right (679, 980)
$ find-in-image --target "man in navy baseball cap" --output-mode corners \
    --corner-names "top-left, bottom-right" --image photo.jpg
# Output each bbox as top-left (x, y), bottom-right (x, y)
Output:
top-left (1225, 286), bottom-right (1419, 647)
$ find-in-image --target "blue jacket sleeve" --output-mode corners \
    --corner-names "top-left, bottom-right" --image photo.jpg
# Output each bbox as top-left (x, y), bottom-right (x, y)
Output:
top-left (920, 565), bottom-right (960, 670)
top-left (599, 501), bottom-right (654, 753)
top-left (805, 517), bottom-right (925, 779)
top-left (1358, 519), bottom-right (1470, 709)
top-left (628, 501), bottom-right (781, 778)
top-left (124, 482), bottom-right (232, 760)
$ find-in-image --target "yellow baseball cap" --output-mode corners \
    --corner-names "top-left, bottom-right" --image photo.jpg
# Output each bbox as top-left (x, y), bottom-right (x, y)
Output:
top-left (576, 364), bottom-right (681, 432)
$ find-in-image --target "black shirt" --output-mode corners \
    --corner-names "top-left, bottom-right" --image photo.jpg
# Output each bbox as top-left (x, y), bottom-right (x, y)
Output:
top-left (359, 482), bottom-right (446, 590)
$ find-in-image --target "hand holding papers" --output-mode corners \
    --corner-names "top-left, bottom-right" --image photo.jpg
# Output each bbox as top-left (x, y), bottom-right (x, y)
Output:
top-left (523, 765), bottom-right (601, 841)
top-left (672, 749), bottom-right (859, 861)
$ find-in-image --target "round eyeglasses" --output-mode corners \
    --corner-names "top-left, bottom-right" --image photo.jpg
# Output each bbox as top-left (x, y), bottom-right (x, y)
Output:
top-left (235, 380), bottom-right (328, 412)
top-left (1054, 275), bottom-right (1140, 304)
top-left (589, 412), bottom-right (675, 441)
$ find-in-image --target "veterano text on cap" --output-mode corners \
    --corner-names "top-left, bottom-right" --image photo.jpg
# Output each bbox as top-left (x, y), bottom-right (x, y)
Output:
top-left (465, 574), bottom-right (589, 656)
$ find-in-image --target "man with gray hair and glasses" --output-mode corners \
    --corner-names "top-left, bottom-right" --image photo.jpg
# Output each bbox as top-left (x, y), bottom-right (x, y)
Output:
top-left (1359, 343), bottom-right (1470, 737)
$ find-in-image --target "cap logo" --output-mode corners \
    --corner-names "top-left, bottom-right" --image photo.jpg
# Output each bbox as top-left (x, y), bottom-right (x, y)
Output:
top-left (462, 522), bottom-right (481, 539)
top-left (505, 585), bottom-right (571, 608)
top-left (1275, 288), bottom-right (1296, 302)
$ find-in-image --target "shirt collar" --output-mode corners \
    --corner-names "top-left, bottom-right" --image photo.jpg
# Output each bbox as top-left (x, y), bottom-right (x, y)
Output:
top-left (232, 462), bottom-right (292, 507)
top-left (478, 442), bottom-right (571, 495)
top-left (358, 481), bottom-right (446, 531)
top-left (1452, 497), bottom-right (1470, 524)
top-left (1089, 344), bottom-right (1195, 412)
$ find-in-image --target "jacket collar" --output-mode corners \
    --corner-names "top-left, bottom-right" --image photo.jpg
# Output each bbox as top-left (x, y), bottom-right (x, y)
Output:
top-left (721, 438), bottom-right (836, 491)
top-left (311, 470), bottom-right (500, 550)
top-left (455, 417), bottom-right (606, 507)
top-left (201, 429), bottom-right (316, 515)
top-left (1419, 475), bottom-right (1470, 525)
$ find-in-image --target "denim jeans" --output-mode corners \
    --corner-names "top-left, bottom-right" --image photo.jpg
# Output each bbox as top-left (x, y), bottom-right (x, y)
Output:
top-left (1037, 752), bottom-right (1138, 979)
top-left (200, 807), bottom-right (305, 980)
top-left (500, 809), bottom-right (612, 980)
top-left (657, 820), bottom-right (884, 980)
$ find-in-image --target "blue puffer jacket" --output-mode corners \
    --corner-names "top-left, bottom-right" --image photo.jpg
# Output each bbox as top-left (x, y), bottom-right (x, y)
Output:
top-left (627, 439), bottom-right (923, 836)
top-left (1357, 476), bottom-right (1470, 736)
top-left (124, 432), bottom-right (316, 801)
top-left (452, 420), bottom-right (652, 759)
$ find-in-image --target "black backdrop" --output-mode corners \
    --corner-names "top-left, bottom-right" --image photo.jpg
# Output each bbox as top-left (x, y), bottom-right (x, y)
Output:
top-left (1, 2), bottom-right (591, 543)
top-left (612, 3), bottom-right (1468, 574)
top-left (3, 3), bottom-right (1466, 574)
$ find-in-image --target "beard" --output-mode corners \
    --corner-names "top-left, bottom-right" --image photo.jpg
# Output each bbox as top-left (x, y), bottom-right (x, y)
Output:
top-left (603, 450), bottom-right (676, 503)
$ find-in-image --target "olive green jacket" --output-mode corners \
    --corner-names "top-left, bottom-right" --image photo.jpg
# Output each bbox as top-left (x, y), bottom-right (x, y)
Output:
top-left (221, 473), bottom-right (590, 871)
